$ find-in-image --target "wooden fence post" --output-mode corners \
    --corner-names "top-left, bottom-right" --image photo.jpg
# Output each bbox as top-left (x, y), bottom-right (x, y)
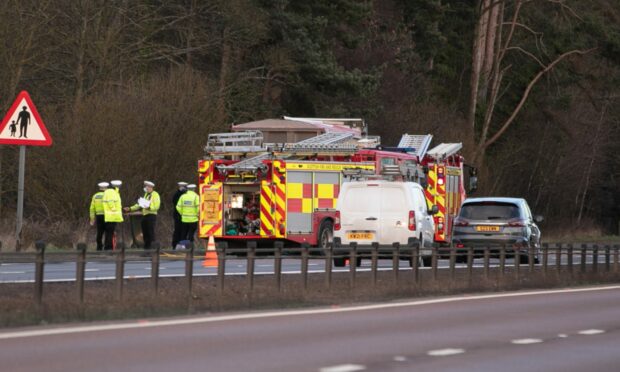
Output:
top-left (217, 241), bottom-right (227, 295)
top-left (151, 242), bottom-right (160, 295)
top-left (115, 244), bottom-right (125, 301)
top-left (247, 241), bottom-right (256, 292)
top-left (301, 243), bottom-right (309, 293)
top-left (76, 243), bottom-right (87, 304)
top-left (34, 241), bottom-right (46, 306)
top-left (349, 242), bottom-right (357, 288)
top-left (371, 242), bottom-right (379, 287)
top-left (275, 241), bottom-right (283, 292)
top-left (392, 242), bottom-right (400, 282)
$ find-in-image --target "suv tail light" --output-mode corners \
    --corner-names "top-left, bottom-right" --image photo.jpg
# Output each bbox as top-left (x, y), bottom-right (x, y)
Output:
top-left (334, 211), bottom-right (341, 231)
top-left (507, 219), bottom-right (526, 227)
top-left (408, 211), bottom-right (416, 231)
top-left (454, 217), bottom-right (469, 227)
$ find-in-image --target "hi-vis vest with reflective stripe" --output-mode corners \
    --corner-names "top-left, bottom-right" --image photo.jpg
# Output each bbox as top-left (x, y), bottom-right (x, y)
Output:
top-left (89, 191), bottom-right (105, 219)
top-left (176, 190), bottom-right (199, 223)
top-left (130, 191), bottom-right (161, 215)
top-left (103, 188), bottom-right (123, 222)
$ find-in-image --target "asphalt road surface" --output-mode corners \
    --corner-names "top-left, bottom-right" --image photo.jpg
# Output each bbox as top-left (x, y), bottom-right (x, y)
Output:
top-left (0, 253), bottom-right (602, 283)
top-left (0, 285), bottom-right (618, 371)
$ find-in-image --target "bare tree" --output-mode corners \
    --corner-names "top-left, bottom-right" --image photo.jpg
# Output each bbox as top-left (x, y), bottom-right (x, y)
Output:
top-left (467, 0), bottom-right (594, 165)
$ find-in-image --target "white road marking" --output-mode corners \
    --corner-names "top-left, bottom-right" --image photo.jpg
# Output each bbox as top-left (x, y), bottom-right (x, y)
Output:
top-left (84, 269), bottom-right (99, 272)
top-left (393, 356), bottom-right (407, 362)
top-left (319, 364), bottom-right (366, 372)
top-left (558, 334), bottom-right (568, 338)
top-left (511, 338), bottom-right (543, 344)
top-left (427, 348), bottom-right (465, 356)
top-left (578, 329), bottom-right (605, 335)
top-left (0, 271), bottom-right (25, 274)
top-left (1, 285), bottom-right (619, 339)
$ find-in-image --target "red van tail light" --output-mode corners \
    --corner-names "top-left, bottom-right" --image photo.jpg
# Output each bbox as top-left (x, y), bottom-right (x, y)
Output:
top-left (408, 211), bottom-right (416, 231)
top-left (335, 211), bottom-right (341, 231)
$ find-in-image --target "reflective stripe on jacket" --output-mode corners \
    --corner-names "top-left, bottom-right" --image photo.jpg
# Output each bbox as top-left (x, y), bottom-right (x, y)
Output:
top-left (130, 191), bottom-right (161, 215)
top-left (89, 191), bottom-right (105, 219)
top-left (103, 188), bottom-right (123, 222)
top-left (176, 190), bottom-right (199, 223)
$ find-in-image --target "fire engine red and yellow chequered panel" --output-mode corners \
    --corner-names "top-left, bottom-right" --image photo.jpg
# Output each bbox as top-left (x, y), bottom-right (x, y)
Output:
top-left (260, 180), bottom-right (274, 237)
top-left (273, 161), bottom-right (286, 238)
top-left (199, 183), bottom-right (222, 238)
top-left (313, 183), bottom-right (339, 209)
top-left (287, 197), bottom-right (312, 213)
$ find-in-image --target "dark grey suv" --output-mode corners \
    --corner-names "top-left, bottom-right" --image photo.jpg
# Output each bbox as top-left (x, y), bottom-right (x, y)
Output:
top-left (451, 197), bottom-right (543, 262)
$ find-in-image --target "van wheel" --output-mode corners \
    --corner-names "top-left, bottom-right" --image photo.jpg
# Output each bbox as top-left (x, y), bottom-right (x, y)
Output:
top-left (317, 220), bottom-right (333, 256)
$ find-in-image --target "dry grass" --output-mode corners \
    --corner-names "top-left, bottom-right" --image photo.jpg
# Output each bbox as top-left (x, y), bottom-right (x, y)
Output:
top-left (1, 267), bottom-right (618, 328)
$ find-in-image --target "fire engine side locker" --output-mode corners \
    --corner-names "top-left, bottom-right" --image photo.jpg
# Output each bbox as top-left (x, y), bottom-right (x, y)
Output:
top-left (199, 182), bottom-right (224, 238)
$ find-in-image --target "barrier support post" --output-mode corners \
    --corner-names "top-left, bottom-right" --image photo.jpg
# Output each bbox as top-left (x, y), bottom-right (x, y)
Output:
top-left (76, 243), bottom-right (87, 304)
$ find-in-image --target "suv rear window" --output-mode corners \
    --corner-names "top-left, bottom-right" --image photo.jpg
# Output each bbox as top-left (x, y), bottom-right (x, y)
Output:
top-left (460, 202), bottom-right (520, 220)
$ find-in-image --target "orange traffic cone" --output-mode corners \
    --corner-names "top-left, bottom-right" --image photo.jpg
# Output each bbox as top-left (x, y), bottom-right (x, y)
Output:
top-left (202, 235), bottom-right (218, 267)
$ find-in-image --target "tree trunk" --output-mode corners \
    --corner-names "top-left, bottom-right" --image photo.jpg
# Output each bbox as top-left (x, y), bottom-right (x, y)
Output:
top-left (577, 102), bottom-right (607, 224)
top-left (216, 26), bottom-right (231, 124)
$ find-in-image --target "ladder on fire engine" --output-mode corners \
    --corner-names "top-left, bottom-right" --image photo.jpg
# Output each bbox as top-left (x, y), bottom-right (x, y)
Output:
top-left (205, 131), bottom-right (264, 153)
top-left (218, 153), bottom-right (272, 173)
top-left (217, 131), bottom-right (360, 174)
top-left (282, 132), bottom-right (358, 153)
top-left (426, 143), bottom-right (463, 160)
top-left (397, 134), bottom-right (433, 158)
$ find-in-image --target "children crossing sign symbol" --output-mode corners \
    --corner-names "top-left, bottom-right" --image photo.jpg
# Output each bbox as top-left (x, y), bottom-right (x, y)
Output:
top-left (0, 91), bottom-right (52, 146)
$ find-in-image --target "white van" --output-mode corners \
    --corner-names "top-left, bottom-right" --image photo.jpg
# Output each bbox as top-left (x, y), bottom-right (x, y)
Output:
top-left (333, 180), bottom-right (437, 267)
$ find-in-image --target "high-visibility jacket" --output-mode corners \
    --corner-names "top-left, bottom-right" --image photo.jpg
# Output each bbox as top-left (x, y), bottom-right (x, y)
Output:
top-left (103, 188), bottom-right (124, 222)
top-left (176, 190), bottom-right (199, 223)
top-left (130, 191), bottom-right (161, 215)
top-left (89, 191), bottom-right (105, 220)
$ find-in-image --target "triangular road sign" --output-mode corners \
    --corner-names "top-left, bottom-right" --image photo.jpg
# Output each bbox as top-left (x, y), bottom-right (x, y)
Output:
top-left (0, 91), bottom-right (52, 146)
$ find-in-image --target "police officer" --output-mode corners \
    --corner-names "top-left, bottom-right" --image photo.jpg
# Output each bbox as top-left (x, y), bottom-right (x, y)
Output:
top-left (103, 180), bottom-right (124, 250)
top-left (172, 181), bottom-right (188, 249)
top-left (176, 184), bottom-right (199, 242)
top-left (89, 182), bottom-right (109, 250)
top-left (125, 180), bottom-right (160, 249)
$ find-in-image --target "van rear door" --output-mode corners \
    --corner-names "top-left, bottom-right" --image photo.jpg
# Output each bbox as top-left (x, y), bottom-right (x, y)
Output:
top-left (338, 183), bottom-right (381, 243)
top-left (379, 184), bottom-right (409, 245)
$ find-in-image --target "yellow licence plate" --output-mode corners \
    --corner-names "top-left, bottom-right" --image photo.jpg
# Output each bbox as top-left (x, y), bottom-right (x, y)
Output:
top-left (347, 232), bottom-right (374, 240)
top-left (475, 225), bottom-right (500, 232)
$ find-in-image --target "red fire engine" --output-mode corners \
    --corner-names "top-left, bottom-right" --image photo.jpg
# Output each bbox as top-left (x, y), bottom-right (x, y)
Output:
top-left (197, 118), bottom-right (475, 250)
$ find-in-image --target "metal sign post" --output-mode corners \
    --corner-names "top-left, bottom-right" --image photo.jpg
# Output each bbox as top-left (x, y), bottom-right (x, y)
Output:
top-left (15, 145), bottom-right (26, 251)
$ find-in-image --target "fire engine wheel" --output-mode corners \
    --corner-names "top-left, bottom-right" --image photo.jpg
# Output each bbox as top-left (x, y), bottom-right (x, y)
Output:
top-left (317, 220), bottom-right (333, 256)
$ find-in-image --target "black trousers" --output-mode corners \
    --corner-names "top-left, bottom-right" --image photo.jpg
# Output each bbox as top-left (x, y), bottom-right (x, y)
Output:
top-left (180, 222), bottom-right (198, 242)
top-left (142, 214), bottom-right (157, 249)
top-left (104, 222), bottom-right (117, 250)
top-left (172, 214), bottom-right (183, 248)
top-left (95, 215), bottom-right (105, 251)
